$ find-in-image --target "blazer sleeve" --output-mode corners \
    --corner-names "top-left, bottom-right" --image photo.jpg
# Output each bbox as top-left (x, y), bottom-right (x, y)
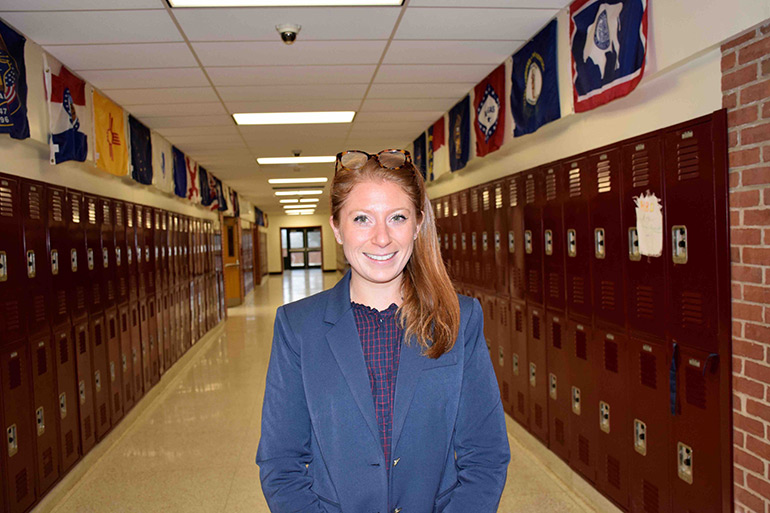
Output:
top-left (256, 307), bottom-right (328, 513)
top-left (443, 298), bottom-right (511, 512)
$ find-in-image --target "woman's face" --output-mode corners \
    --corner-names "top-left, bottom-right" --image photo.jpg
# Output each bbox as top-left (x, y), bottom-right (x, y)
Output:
top-left (331, 179), bottom-right (422, 292)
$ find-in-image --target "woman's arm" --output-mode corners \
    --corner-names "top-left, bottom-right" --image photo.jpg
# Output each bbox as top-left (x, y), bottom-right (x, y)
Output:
top-left (256, 307), bottom-right (327, 512)
top-left (443, 298), bottom-right (511, 512)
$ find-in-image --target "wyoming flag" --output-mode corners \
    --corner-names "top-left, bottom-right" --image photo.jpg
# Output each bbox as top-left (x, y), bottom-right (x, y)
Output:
top-left (44, 55), bottom-right (89, 164)
top-left (92, 89), bottom-right (128, 176)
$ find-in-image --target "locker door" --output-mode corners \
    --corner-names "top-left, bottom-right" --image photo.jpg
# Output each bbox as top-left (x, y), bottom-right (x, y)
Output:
top-left (449, 193), bottom-right (460, 282)
top-left (527, 305), bottom-right (548, 444)
top-left (189, 280), bottom-right (198, 344)
top-left (546, 313), bottom-right (570, 463)
top-left (105, 308), bottom-right (123, 425)
top-left (99, 198), bottom-right (117, 309)
top-left (480, 184), bottom-right (495, 289)
top-left (567, 319), bottom-right (597, 482)
top-left (21, 180), bottom-right (52, 336)
top-left (144, 207), bottom-right (155, 296)
top-left (523, 169), bottom-right (545, 307)
top-left (621, 137), bottom-right (666, 341)
top-left (154, 209), bottom-right (165, 294)
top-left (135, 205), bottom-right (146, 299)
top-left (0, 174), bottom-right (25, 344)
top-left (88, 315), bottom-right (111, 440)
top-left (147, 295), bottom-right (160, 385)
top-left (459, 189), bottom-right (471, 286)
top-left (161, 293), bottom-right (171, 373)
top-left (66, 191), bottom-right (88, 322)
top-left (113, 201), bottom-right (129, 306)
top-left (563, 157), bottom-right (593, 321)
top-left (481, 294), bottom-right (497, 382)
top-left (84, 195), bottom-right (103, 315)
top-left (129, 302), bottom-right (143, 402)
top-left (469, 187), bottom-right (484, 288)
top-left (492, 181), bottom-right (509, 296)
top-left (138, 299), bottom-right (152, 392)
top-left (125, 203), bottom-right (138, 302)
top-left (441, 198), bottom-right (451, 278)
top-left (28, 331), bottom-right (60, 494)
top-left (0, 342), bottom-right (36, 513)
top-left (52, 324), bottom-right (79, 473)
top-left (542, 164), bottom-right (566, 312)
top-left (46, 186), bottom-right (70, 329)
top-left (628, 337), bottom-right (671, 513)
top-left (510, 300), bottom-right (528, 428)
top-left (593, 327), bottom-right (630, 508)
top-left (118, 305), bottom-right (134, 413)
top-left (496, 297), bottom-right (513, 416)
top-left (507, 175), bottom-right (525, 301)
top-left (73, 319), bottom-right (95, 454)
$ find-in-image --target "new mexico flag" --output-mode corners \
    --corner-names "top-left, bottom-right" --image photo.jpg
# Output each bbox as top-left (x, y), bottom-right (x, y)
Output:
top-left (92, 89), bottom-right (128, 176)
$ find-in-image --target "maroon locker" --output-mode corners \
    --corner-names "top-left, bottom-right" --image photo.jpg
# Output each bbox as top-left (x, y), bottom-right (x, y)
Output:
top-left (479, 184), bottom-right (495, 289)
top-left (28, 331), bottom-right (60, 494)
top-left (593, 327), bottom-right (630, 508)
top-left (84, 195), bottom-right (104, 314)
top-left (99, 198), bottom-right (117, 309)
top-left (526, 304), bottom-right (548, 444)
top-left (129, 301), bottom-right (143, 402)
top-left (157, 209), bottom-right (168, 293)
top-left (144, 207), bottom-right (156, 297)
top-left (46, 186), bottom-right (70, 329)
top-left (434, 199), bottom-right (447, 276)
top-left (105, 308), bottom-right (123, 426)
top-left (135, 205), bottom-right (146, 299)
top-left (189, 280), bottom-right (198, 345)
top-left (87, 314), bottom-right (111, 440)
top-left (480, 294), bottom-right (497, 381)
top-left (562, 157), bottom-right (593, 321)
top-left (118, 305), bottom-right (134, 413)
top-left (546, 312), bottom-right (570, 463)
top-left (628, 337), bottom-right (671, 513)
top-left (147, 295), bottom-right (160, 385)
top-left (126, 202), bottom-right (139, 302)
top-left (507, 175), bottom-right (526, 301)
top-left (20, 180), bottom-right (53, 335)
top-left (66, 191), bottom-right (88, 323)
top-left (138, 298), bottom-right (152, 392)
top-left (113, 200), bottom-right (129, 306)
top-left (449, 193), bottom-right (461, 281)
top-left (74, 326), bottom-right (96, 455)
top-left (459, 189), bottom-right (471, 286)
top-left (0, 174), bottom-right (26, 344)
top-left (509, 300), bottom-right (528, 428)
top-left (0, 342), bottom-right (37, 513)
top-left (495, 297), bottom-right (513, 416)
top-left (566, 319), bottom-right (597, 482)
top-left (196, 276), bottom-right (205, 339)
top-left (588, 149), bottom-right (627, 330)
top-left (523, 169), bottom-right (545, 307)
top-left (621, 136), bottom-right (667, 341)
top-left (468, 187), bottom-right (484, 288)
top-left (160, 293), bottom-right (171, 373)
top-left (542, 164), bottom-right (567, 312)
top-left (492, 181), bottom-right (509, 296)
top-left (52, 324), bottom-right (79, 473)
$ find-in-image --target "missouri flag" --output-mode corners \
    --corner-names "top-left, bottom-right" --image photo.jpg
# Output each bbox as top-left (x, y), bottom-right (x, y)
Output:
top-left (93, 89), bottom-right (128, 176)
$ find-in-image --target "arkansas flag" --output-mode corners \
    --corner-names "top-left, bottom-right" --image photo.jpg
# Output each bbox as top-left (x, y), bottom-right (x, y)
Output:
top-left (570, 0), bottom-right (648, 112)
top-left (93, 89), bottom-right (128, 176)
top-left (44, 55), bottom-right (88, 164)
top-left (473, 64), bottom-right (505, 157)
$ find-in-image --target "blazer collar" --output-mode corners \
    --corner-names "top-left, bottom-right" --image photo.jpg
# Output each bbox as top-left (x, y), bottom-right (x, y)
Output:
top-left (324, 269), bottom-right (353, 325)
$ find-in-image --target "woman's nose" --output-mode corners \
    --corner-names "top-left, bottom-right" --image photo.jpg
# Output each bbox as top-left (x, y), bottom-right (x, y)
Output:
top-left (372, 222), bottom-right (391, 246)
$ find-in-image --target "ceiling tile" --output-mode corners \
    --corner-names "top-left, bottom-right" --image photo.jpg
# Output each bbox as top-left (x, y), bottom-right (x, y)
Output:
top-left (192, 41), bottom-right (387, 66)
top-left (155, 126), bottom-right (241, 137)
top-left (224, 99), bottom-right (361, 113)
top-left (217, 83), bottom-right (367, 102)
top-left (247, 140), bottom-right (347, 156)
top-left (396, 7), bottom-right (557, 40)
top-left (374, 64), bottom-right (495, 84)
top-left (104, 87), bottom-right (218, 105)
top-left (45, 43), bottom-right (197, 70)
top-left (174, 7), bottom-right (399, 41)
top-left (0, 0), bottom-right (160, 10)
top-left (408, 0), bottom-right (569, 6)
top-left (138, 114), bottom-right (235, 129)
top-left (353, 111), bottom-right (444, 123)
top-left (80, 68), bottom-right (209, 90)
top-left (166, 134), bottom-right (244, 144)
top-left (207, 65), bottom-right (376, 86)
top-left (383, 40), bottom-right (520, 65)
top-left (126, 102), bottom-right (226, 117)
top-left (367, 82), bottom-right (473, 99)
top-left (0, 11), bottom-right (182, 45)
top-left (360, 98), bottom-right (458, 112)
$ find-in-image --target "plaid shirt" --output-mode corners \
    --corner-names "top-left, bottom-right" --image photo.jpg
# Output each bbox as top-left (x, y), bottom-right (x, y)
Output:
top-left (351, 301), bottom-right (403, 467)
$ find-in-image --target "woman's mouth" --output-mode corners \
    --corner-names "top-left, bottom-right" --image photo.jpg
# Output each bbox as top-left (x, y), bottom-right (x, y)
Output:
top-left (364, 252), bottom-right (396, 262)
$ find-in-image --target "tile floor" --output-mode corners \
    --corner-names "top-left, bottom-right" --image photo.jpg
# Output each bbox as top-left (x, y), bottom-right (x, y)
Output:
top-left (43, 269), bottom-right (605, 513)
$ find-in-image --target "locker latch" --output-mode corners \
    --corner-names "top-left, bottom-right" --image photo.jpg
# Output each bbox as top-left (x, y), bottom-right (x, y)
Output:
top-left (472, 232), bottom-right (477, 251)
top-left (524, 230), bottom-right (533, 254)
top-left (87, 248), bottom-right (94, 270)
top-left (59, 393), bottom-right (67, 419)
top-left (634, 419), bottom-right (647, 456)
top-left (529, 363), bottom-right (536, 388)
top-left (79, 380), bottom-right (86, 404)
top-left (482, 232), bottom-right (489, 252)
top-left (571, 386), bottom-right (581, 415)
top-left (116, 247), bottom-right (121, 266)
top-left (452, 234), bottom-right (457, 250)
top-left (51, 249), bottom-right (59, 275)
top-left (145, 247), bottom-right (150, 262)
top-left (128, 247), bottom-right (132, 265)
top-left (599, 401), bottom-right (610, 433)
top-left (71, 249), bottom-right (78, 272)
top-left (494, 231), bottom-right (501, 252)
top-left (628, 228), bottom-right (641, 261)
top-left (508, 231), bottom-right (515, 253)
top-left (137, 247), bottom-right (141, 263)
top-left (544, 230), bottom-right (553, 256)
top-left (567, 229), bottom-right (577, 257)
top-left (7, 424), bottom-right (17, 457)
top-left (122, 353), bottom-right (128, 371)
top-left (498, 346), bottom-right (504, 368)
top-left (444, 234), bottom-right (449, 250)
top-left (513, 353), bottom-right (519, 376)
top-left (27, 250), bottom-right (36, 278)
top-left (0, 251), bottom-right (6, 282)
top-left (594, 228), bottom-right (606, 259)
top-left (672, 226), bottom-right (688, 264)
top-left (677, 442), bottom-right (693, 484)
top-left (461, 233), bottom-right (467, 251)
top-left (103, 248), bottom-right (109, 268)
top-left (36, 407), bottom-right (45, 436)
top-left (549, 373), bottom-right (557, 400)
top-left (110, 361), bottom-right (116, 382)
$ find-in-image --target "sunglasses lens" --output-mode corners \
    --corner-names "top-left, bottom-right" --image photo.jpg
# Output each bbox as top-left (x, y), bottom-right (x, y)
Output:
top-left (339, 151), bottom-right (369, 170)
top-left (378, 150), bottom-right (406, 169)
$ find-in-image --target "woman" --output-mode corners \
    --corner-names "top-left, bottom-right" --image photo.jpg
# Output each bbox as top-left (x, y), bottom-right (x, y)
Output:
top-left (257, 149), bottom-right (510, 512)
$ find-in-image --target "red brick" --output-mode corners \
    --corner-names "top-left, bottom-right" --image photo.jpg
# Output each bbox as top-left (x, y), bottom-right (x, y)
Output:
top-left (733, 246), bottom-right (743, 263)
top-left (735, 302), bottom-right (766, 322)
top-left (747, 324), bottom-right (770, 343)
top-left (763, 58), bottom-right (770, 77)
top-left (731, 170), bottom-right (742, 187)
top-left (764, 145), bottom-right (770, 163)
top-left (766, 306), bottom-right (770, 323)
top-left (732, 190), bottom-right (762, 207)
top-left (745, 285), bottom-right (770, 303)
top-left (742, 79), bottom-right (770, 105)
top-left (725, 65), bottom-right (759, 91)
top-left (763, 101), bottom-right (770, 119)
top-left (732, 148), bottom-right (762, 167)
top-left (748, 435), bottom-right (770, 461)
top-left (743, 123), bottom-right (770, 145)
top-left (737, 446), bottom-right (766, 474)
top-left (725, 92), bottom-right (739, 109)
top-left (731, 130), bottom-right (741, 148)
top-left (732, 210), bottom-right (742, 225)
top-left (733, 264), bottom-right (764, 283)
top-left (740, 36), bottom-right (770, 66)
top-left (766, 188), bottom-right (770, 204)
top-left (735, 282), bottom-right (745, 299)
top-left (764, 228), bottom-right (770, 243)
top-left (763, 23), bottom-right (770, 36)
top-left (737, 411), bottom-right (767, 437)
top-left (766, 268), bottom-right (770, 283)
top-left (746, 473), bottom-right (770, 500)
top-left (723, 30), bottom-right (758, 52)
top-left (745, 362), bottom-right (770, 386)
top-left (724, 51), bottom-right (738, 72)
top-left (736, 485), bottom-right (765, 513)
top-left (736, 429), bottom-right (747, 448)
top-left (736, 375), bottom-right (767, 398)
top-left (732, 105), bottom-right (761, 126)
top-left (744, 166), bottom-right (770, 185)
top-left (735, 466), bottom-right (746, 486)
top-left (747, 398), bottom-right (770, 421)
top-left (737, 356), bottom-right (746, 375)
top-left (733, 228), bottom-right (763, 244)
top-left (744, 210), bottom-right (770, 226)
top-left (735, 338), bottom-right (765, 360)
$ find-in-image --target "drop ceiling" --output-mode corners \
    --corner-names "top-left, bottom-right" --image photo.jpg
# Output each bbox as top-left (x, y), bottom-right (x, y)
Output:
top-left (0, 0), bottom-right (570, 214)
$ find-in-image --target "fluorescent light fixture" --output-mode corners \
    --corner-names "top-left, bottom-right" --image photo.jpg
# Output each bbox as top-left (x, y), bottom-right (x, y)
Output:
top-left (286, 210), bottom-right (316, 216)
top-left (171, 0), bottom-right (401, 6)
top-left (234, 111), bottom-right (355, 126)
top-left (274, 190), bottom-right (324, 196)
top-left (279, 199), bottom-right (299, 204)
top-left (299, 198), bottom-right (320, 203)
top-left (259, 156), bottom-right (335, 165)
top-left (267, 177), bottom-right (329, 184)
top-left (283, 204), bottom-right (316, 210)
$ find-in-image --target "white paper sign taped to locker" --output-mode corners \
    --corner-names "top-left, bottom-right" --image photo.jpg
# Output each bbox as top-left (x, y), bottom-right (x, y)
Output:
top-left (635, 192), bottom-right (663, 257)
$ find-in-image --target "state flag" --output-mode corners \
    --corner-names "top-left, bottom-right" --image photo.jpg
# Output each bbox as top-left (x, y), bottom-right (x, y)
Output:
top-left (413, 132), bottom-right (427, 180)
top-left (199, 166), bottom-right (213, 207)
top-left (151, 132), bottom-right (174, 194)
top-left (129, 115), bottom-right (152, 185)
top-left (448, 96), bottom-right (470, 172)
top-left (44, 55), bottom-right (88, 163)
top-left (429, 115), bottom-right (450, 181)
top-left (473, 64), bottom-right (506, 156)
top-left (512, 19), bottom-right (561, 136)
top-left (0, 19), bottom-right (29, 140)
top-left (185, 155), bottom-right (200, 204)
top-left (172, 146), bottom-right (187, 199)
top-left (213, 176), bottom-right (226, 212)
top-left (93, 89), bottom-right (128, 176)
top-left (206, 172), bottom-right (221, 211)
top-left (231, 189), bottom-right (240, 217)
top-left (570, 0), bottom-right (648, 112)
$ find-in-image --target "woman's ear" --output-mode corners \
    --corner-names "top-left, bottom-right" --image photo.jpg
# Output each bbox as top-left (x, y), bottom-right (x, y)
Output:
top-left (329, 216), bottom-right (342, 244)
top-left (415, 210), bottom-right (424, 239)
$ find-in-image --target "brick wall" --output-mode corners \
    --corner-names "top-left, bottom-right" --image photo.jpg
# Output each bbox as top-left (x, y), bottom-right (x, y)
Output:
top-left (722, 20), bottom-right (770, 513)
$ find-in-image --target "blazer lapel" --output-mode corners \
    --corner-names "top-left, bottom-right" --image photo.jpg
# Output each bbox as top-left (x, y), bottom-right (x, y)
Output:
top-left (391, 336), bottom-right (427, 455)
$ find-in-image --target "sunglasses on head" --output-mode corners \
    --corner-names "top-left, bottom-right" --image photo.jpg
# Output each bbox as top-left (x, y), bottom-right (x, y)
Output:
top-left (334, 149), bottom-right (412, 174)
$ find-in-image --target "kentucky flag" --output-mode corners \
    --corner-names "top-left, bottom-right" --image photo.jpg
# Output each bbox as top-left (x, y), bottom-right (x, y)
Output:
top-left (151, 132), bottom-right (174, 194)
top-left (44, 56), bottom-right (88, 163)
top-left (413, 132), bottom-right (427, 179)
top-left (512, 19), bottom-right (561, 136)
top-left (129, 115), bottom-right (153, 185)
top-left (473, 64), bottom-right (505, 157)
top-left (172, 146), bottom-right (187, 199)
top-left (0, 19), bottom-right (29, 140)
top-left (570, 0), bottom-right (648, 112)
top-left (448, 95), bottom-right (470, 172)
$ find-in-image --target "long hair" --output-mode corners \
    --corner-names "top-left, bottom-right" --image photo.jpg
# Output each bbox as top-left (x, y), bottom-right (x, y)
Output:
top-left (331, 158), bottom-right (460, 358)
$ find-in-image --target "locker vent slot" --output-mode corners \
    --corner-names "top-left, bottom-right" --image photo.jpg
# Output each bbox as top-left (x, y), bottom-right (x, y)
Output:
top-left (596, 160), bottom-right (612, 193)
top-left (531, 315), bottom-right (541, 341)
top-left (27, 187), bottom-right (41, 219)
top-left (514, 268), bottom-right (524, 294)
top-left (640, 352), bottom-right (657, 389)
top-left (495, 185), bottom-right (503, 209)
top-left (604, 339), bottom-right (618, 373)
top-left (635, 285), bottom-right (655, 320)
top-left (509, 180), bottom-right (518, 207)
top-left (470, 190), bottom-right (479, 212)
top-left (119, 277), bottom-right (127, 298)
top-left (51, 192), bottom-right (64, 222)
top-left (43, 447), bottom-right (54, 478)
top-left (56, 290), bottom-right (67, 316)
top-left (110, 318), bottom-right (116, 339)
top-left (555, 418), bottom-right (565, 446)
top-left (92, 282), bottom-right (101, 304)
top-left (680, 292), bottom-right (704, 326)
top-left (568, 168), bottom-right (581, 197)
top-left (525, 176), bottom-right (535, 204)
top-left (502, 382), bottom-right (509, 402)
top-left (600, 280), bottom-right (616, 311)
top-left (84, 417), bottom-right (92, 441)
top-left (571, 277), bottom-right (585, 305)
top-left (107, 280), bottom-right (115, 301)
top-left (443, 199), bottom-right (450, 218)
top-left (3, 301), bottom-right (21, 334)
top-left (552, 322), bottom-right (562, 349)
top-left (546, 172), bottom-right (557, 201)
top-left (578, 435), bottom-right (590, 466)
top-left (76, 286), bottom-right (86, 310)
top-left (102, 202), bottom-right (111, 225)
top-left (33, 294), bottom-right (46, 324)
top-left (528, 270), bottom-right (540, 297)
top-left (37, 345), bottom-right (47, 376)
top-left (65, 430), bottom-right (74, 457)
top-left (685, 366), bottom-right (707, 409)
top-left (677, 138), bottom-right (700, 181)
top-left (79, 331), bottom-right (87, 354)
top-left (15, 468), bottom-right (28, 502)
top-left (632, 150), bottom-right (651, 188)
top-left (70, 196), bottom-right (80, 223)
top-left (59, 336), bottom-right (69, 364)
top-left (482, 189), bottom-right (490, 211)
top-left (460, 193), bottom-right (468, 215)
top-left (548, 272), bottom-right (561, 301)
top-left (535, 404), bottom-right (543, 429)
top-left (515, 309), bottom-right (523, 333)
top-left (606, 455), bottom-right (621, 489)
top-left (575, 331), bottom-right (587, 360)
top-left (643, 480), bottom-right (659, 513)
top-left (100, 404), bottom-right (107, 427)
top-left (451, 196), bottom-right (459, 216)
top-left (116, 205), bottom-right (123, 226)
top-left (517, 393), bottom-right (525, 415)
top-left (9, 357), bottom-right (21, 389)
top-left (0, 185), bottom-right (13, 217)
top-left (88, 200), bottom-right (97, 224)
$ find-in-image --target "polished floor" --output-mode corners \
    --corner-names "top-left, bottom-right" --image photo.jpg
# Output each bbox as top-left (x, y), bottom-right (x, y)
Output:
top-left (43, 269), bottom-right (602, 512)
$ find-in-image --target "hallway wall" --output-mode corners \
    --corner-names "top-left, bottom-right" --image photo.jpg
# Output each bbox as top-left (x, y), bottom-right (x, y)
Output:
top-left (266, 213), bottom-right (337, 273)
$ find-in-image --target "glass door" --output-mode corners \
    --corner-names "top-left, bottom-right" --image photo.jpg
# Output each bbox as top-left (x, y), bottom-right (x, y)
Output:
top-left (282, 227), bottom-right (322, 269)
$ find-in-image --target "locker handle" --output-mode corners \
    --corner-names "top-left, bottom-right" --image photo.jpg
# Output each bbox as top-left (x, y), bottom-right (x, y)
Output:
top-left (672, 225), bottom-right (687, 264)
top-left (703, 353), bottom-right (719, 377)
top-left (669, 342), bottom-right (679, 416)
top-left (628, 227), bottom-right (640, 261)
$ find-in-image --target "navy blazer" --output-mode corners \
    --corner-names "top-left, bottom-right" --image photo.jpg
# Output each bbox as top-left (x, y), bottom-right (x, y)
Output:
top-left (257, 271), bottom-right (510, 512)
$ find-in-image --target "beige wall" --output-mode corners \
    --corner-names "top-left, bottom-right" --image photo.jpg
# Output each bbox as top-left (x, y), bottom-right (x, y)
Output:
top-left (267, 214), bottom-right (337, 273)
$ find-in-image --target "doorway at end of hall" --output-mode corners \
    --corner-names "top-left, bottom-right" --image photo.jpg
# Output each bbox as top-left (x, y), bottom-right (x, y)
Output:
top-left (281, 227), bottom-right (322, 270)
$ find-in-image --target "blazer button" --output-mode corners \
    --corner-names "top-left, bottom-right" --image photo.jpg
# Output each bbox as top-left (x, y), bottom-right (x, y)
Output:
top-left (394, 508), bottom-right (402, 513)
top-left (393, 457), bottom-right (400, 466)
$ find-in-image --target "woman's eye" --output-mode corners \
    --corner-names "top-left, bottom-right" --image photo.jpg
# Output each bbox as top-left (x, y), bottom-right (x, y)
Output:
top-left (353, 215), bottom-right (368, 223)
top-left (392, 214), bottom-right (407, 223)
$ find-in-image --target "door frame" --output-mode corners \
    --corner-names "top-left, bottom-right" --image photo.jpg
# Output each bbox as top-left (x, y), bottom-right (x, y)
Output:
top-left (280, 225), bottom-right (324, 272)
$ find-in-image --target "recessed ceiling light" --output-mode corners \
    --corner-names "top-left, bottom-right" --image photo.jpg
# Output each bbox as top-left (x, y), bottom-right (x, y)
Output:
top-left (267, 177), bottom-right (329, 184)
top-left (299, 198), bottom-right (320, 203)
top-left (279, 199), bottom-right (299, 204)
top-left (275, 190), bottom-right (324, 196)
top-left (234, 111), bottom-right (355, 126)
top-left (286, 209), bottom-right (316, 215)
top-left (259, 157), bottom-right (335, 165)
top-left (171, 0), bottom-right (401, 6)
